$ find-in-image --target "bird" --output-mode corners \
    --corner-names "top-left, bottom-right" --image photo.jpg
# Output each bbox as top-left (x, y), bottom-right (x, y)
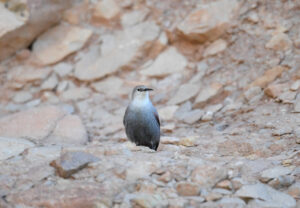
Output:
top-left (123, 85), bottom-right (160, 151)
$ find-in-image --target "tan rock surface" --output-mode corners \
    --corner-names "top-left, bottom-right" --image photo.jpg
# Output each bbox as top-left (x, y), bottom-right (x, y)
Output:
top-left (194, 83), bottom-right (223, 106)
top-left (0, 0), bottom-right (71, 61)
top-left (176, 0), bottom-right (239, 43)
top-left (168, 83), bottom-right (200, 105)
top-left (141, 47), bottom-right (187, 77)
top-left (249, 66), bottom-right (288, 88)
top-left (74, 21), bottom-right (160, 81)
top-left (176, 182), bottom-right (199, 196)
top-left (92, 0), bottom-right (120, 20)
top-left (203, 39), bottom-right (227, 57)
top-left (46, 115), bottom-right (88, 145)
top-left (32, 24), bottom-right (92, 65)
top-left (0, 106), bottom-right (66, 140)
top-left (266, 32), bottom-right (292, 51)
top-left (60, 87), bottom-right (92, 101)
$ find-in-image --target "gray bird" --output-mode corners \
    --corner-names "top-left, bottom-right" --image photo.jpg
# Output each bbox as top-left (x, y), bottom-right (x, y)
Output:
top-left (123, 85), bottom-right (160, 151)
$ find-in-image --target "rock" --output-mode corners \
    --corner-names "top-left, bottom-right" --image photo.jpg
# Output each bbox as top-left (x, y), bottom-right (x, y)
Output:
top-left (92, 0), bottom-right (120, 21)
top-left (265, 32), bottom-right (292, 51)
top-left (179, 136), bottom-right (197, 147)
top-left (53, 62), bottom-right (73, 78)
top-left (130, 193), bottom-right (168, 208)
top-left (0, 106), bottom-right (66, 140)
top-left (191, 165), bottom-right (227, 188)
top-left (203, 39), bottom-right (227, 57)
top-left (6, 181), bottom-right (109, 207)
top-left (216, 180), bottom-right (232, 190)
top-left (205, 192), bottom-right (223, 201)
top-left (236, 183), bottom-right (296, 207)
top-left (91, 76), bottom-right (124, 96)
top-left (32, 24), bottom-right (92, 66)
top-left (182, 109), bottom-right (204, 124)
top-left (0, 0), bottom-right (71, 61)
top-left (202, 104), bottom-right (223, 121)
top-left (176, 0), bottom-right (239, 43)
top-left (140, 47), bottom-right (187, 77)
top-left (282, 159), bottom-right (293, 167)
top-left (249, 66), bottom-right (288, 88)
top-left (161, 123), bottom-right (175, 132)
top-left (60, 87), bottom-right (91, 101)
top-left (294, 93), bottom-right (300, 112)
top-left (268, 175), bottom-right (295, 189)
top-left (56, 80), bottom-right (69, 93)
top-left (51, 151), bottom-right (99, 178)
top-left (260, 166), bottom-right (293, 182)
top-left (264, 83), bottom-right (288, 98)
top-left (62, 1), bottom-right (89, 25)
top-left (121, 9), bottom-right (149, 28)
top-left (217, 197), bottom-right (246, 206)
top-left (160, 136), bottom-right (180, 145)
top-left (194, 83), bottom-right (223, 106)
top-left (0, 137), bottom-right (34, 161)
top-left (295, 129), bottom-right (300, 144)
top-left (290, 80), bottom-right (300, 91)
top-left (218, 140), bottom-right (254, 156)
top-left (8, 66), bottom-right (51, 84)
top-left (231, 178), bottom-right (246, 191)
top-left (176, 182), bottom-right (199, 196)
top-left (12, 91), bottom-right (33, 103)
top-left (272, 124), bottom-right (293, 136)
top-left (75, 21), bottom-right (160, 81)
top-left (41, 74), bottom-right (58, 90)
top-left (168, 84), bottom-right (201, 105)
top-left (25, 99), bottom-right (41, 108)
top-left (46, 115), bottom-right (88, 145)
top-left (247, 11), bottom-right (259, 23)
top-left (244, 86), bottom-right (262, 101)
top-left (174, 101), bottom-right (192, 120)
top-left (278, 90), bottom-right (297, 103)
top-left (158, 105), bottom-right (179, 121)
top-left (126, 161), bottom-right (159, 181)
top-left (287, 182), bottom-right (300, 199)
top-left (25, 146), bottom-right (61, 165)
top-left (168, 198), bottom-right (187, 208)
top-left (158, 171), bottom-right (172, 183)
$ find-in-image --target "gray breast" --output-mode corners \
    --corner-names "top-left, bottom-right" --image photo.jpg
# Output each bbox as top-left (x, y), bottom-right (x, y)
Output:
top-left (123, 105), bottom-right (160, 150)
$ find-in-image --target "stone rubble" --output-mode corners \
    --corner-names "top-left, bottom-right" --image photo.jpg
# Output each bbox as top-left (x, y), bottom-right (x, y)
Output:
top-left (0, 0), bottom-right (299, 207)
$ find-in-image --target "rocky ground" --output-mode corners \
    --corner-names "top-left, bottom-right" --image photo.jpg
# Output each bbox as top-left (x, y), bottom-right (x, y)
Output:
top-left (0, 0), bottom-right (299, 207)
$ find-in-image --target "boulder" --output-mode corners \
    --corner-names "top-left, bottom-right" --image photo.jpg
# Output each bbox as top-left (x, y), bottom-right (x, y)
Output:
top-left (32, 24), bottom-right (92, 66)
top-left (176, 0), bottom-right (239, 43)
top-left (0, 0), bottom-right (71, 61)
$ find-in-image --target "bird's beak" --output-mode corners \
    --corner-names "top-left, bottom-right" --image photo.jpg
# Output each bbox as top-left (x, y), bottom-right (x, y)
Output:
top-left (144, 88), bottom-right (153, 91)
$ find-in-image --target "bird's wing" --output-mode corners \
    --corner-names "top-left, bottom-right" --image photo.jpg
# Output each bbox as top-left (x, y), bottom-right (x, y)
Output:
top-left (123, 107), bottom-right (129, 126)
top-left (153, 110), bottom-right (160, 127)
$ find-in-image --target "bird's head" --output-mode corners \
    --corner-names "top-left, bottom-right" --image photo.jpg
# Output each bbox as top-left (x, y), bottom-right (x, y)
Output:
top-left (131, 85), bottom-right (153, 103)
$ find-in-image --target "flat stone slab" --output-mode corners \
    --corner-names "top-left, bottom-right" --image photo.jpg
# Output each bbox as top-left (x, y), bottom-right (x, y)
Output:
top-left (51, 151), bottom-right (99, 178)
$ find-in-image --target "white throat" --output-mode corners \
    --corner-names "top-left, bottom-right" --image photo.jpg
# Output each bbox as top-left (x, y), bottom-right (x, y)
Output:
top-left (131, 92), bottom-right (151, 108)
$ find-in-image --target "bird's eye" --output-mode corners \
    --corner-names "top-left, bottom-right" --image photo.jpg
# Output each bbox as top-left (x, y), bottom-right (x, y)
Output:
top-left (137, 88), bottom-right (142, 92)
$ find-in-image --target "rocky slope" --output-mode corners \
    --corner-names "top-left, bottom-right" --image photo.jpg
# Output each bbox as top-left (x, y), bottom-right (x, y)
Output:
top-left (0, 0), bottom-right (299, 207)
